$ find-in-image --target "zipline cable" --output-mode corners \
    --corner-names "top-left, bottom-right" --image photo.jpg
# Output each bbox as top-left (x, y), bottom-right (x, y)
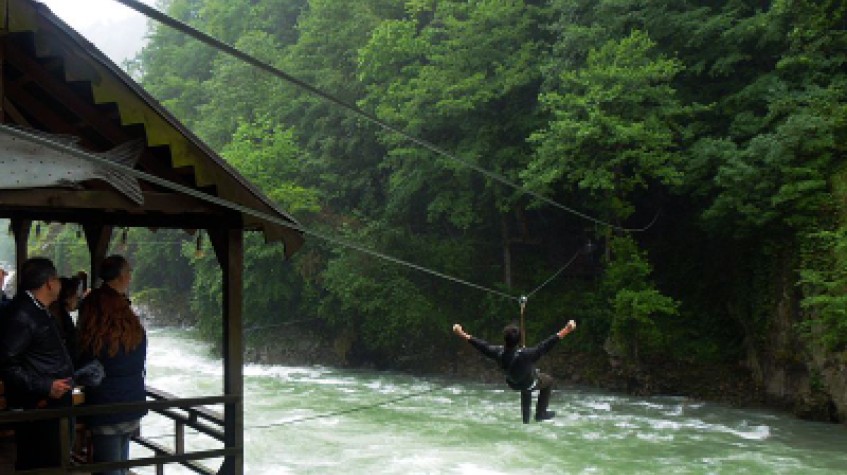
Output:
top-left (249, 384), bottom-right (450, 428)
top-left (0, 124), bottom-right (518, 303)
top-left (244, 317), bottom-right (322, 333)
top-left (2, 128), bottom-right (587, 305)
top-left (110, 0), bottom-right (657, 234)
top-left (518, 244), bottom-right (592, 346)
top-left (142, 381), bottom-right (450, 441)
top-left (524, 248), bottom-right (584, 300)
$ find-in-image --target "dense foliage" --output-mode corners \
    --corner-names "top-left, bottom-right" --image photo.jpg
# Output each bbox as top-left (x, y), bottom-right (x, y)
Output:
top-left (37, 1), bottom-right (846, 373)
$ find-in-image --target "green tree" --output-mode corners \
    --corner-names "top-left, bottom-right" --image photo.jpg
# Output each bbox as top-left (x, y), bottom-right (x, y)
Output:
top-left (526, 30), bottom-right (686, 220)
top-left (189, 115), bottom-right (322, 341)
top-left (127, 0), bottom-right (847, 396)
top-left (221, 116), bottom-right (322, 213)
top-left (279, 0), bottom-right (397, 212)
top-left (799, 227), bottom-right (847, 351)
top-left (359, 0), bottom-right (547, 226)
top-left (129, 229), bottom-right (195, 325)
top-left (600, 236), bottom-right (679, 363)
top-left (136, 0), bottom-right (217, 129)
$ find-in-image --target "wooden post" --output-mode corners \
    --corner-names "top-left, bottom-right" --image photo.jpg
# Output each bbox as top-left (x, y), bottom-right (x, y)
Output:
top-left (83, 224), bottom-right (113, 286)
top-left (175, 420), bottom-right (185, 455)
top-left (10, 218), bottom-right (31, 289)
top-left (210, 228), bottom-right (244, 475)
top-left (59, 414), bottom-right (71, 470)
top-left (1, 33), bottom-right (5, 124)
top-left (1, 0), bottom-right (6, 124)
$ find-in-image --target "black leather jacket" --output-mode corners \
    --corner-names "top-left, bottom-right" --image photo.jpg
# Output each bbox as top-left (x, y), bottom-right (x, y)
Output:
top-left (469, 333), bottom-right (561, 391)
top-left (0, 293), bottom-right (74, 408)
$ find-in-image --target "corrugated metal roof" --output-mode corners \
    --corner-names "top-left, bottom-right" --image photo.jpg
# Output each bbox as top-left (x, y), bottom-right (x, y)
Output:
top-left (0, 0), bottom-right (305, 256)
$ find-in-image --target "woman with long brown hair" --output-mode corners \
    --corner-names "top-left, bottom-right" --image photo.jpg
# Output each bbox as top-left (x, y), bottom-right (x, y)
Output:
top-left (77, 255), bottom-right (147, 475)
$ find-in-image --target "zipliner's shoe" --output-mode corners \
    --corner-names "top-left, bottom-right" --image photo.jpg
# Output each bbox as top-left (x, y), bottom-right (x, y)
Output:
top-left (535, 411), bottom-right (556, 422)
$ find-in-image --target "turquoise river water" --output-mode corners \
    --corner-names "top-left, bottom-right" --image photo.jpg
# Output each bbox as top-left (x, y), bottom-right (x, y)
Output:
top-left (134, 328), bottom-right (847, 475)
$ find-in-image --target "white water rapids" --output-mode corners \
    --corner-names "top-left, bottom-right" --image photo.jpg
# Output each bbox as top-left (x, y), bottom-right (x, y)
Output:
top-left (132, 328), bottom-right (847, 474)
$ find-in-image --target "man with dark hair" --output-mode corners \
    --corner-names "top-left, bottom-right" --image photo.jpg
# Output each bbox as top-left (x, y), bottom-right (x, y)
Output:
top-left (0, 257), bottom-right (74, 469)
top-left (453, 319), bottom-right (576, 423)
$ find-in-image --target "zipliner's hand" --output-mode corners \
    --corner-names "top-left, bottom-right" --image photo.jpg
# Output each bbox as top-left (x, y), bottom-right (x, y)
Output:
top-left (557, 320), bottom-right (576, 339)
top-left (453, 323), bottom-right (471, 340)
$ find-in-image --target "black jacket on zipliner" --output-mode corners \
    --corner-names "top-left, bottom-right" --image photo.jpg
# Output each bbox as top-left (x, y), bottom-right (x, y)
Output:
top-left (468, 333), bottom-right (560, 391)
top-left (0, 293), bottom-right (74, 409)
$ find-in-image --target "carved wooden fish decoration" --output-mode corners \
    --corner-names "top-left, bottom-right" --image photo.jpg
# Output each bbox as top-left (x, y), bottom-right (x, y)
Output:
top-left (0, 126), bottom-right (144, 205)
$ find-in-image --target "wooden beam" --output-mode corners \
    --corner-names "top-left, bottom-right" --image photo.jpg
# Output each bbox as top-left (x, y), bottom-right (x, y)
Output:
top-left (5, 44), bottom-right (130, 143)
top-left (0, 189), bottom-right (224, 214)
top-left (0, 210), bottom-right (241, 231)
top-left (4, 44), bottom-right (196, 188)
top-left (209, 228), bottom-right (244, 475)
top-left (3, 79), bottom-right (74, 133)
top-left (2, 96), bottom-right (31, 126)
top-left (138, 149), bottom-right (200, 196)
top-left (0, 189), bottom-right (244, 230)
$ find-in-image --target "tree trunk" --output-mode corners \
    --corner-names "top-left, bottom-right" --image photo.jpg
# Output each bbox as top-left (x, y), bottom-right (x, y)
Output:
top-left (501, 214), bottom-right (512, 289)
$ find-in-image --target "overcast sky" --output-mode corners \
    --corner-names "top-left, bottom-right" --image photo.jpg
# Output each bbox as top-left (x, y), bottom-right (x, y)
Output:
top-left (39, 0), bottom-right (157, 63)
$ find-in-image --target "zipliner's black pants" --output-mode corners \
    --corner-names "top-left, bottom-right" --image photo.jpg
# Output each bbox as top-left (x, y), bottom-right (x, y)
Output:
top-left (520, 372), bottom-right (554, 424)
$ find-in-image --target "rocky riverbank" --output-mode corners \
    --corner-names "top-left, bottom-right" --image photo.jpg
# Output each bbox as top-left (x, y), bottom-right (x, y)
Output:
top-left (240, 323), bottom-right (785, 418)
top-left (145, 297), bottom-right (843, 426)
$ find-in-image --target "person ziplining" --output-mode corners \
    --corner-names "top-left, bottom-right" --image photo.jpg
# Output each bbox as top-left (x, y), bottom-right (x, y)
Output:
top-left (452, 319), bottom-right (577, 424)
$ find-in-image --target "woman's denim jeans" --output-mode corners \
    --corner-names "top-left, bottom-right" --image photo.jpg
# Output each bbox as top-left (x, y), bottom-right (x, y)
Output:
top-left (91, 432), bottom-right (132, 475)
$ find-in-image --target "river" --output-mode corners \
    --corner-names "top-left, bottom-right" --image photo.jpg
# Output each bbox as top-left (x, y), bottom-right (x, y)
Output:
top-left (135, 328), bottom-right (847, 474)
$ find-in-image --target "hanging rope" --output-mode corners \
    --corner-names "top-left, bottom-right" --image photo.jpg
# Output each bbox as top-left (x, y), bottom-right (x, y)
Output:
top-left (110, 0), bottom-right (658, 234)
top-left (518, 296), bottom-right (527, 347)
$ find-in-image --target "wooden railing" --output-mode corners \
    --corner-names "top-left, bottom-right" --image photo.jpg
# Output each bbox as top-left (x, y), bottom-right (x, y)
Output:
top-left (0, 386), bottom-right (240, 474)
top-left (135, 387), bottom-right (227, 475)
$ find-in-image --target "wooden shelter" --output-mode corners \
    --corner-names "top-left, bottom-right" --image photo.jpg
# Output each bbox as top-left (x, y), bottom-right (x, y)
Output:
top-left (0, 0), bottom-right (304, 473)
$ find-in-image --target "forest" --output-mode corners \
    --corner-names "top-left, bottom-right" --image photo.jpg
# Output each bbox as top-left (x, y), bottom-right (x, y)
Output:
top-left (30, 0), bottom-right (846, 420)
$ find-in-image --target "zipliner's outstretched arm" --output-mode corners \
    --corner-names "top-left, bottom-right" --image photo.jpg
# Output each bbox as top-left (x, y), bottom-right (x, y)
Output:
top-left (557, 320), bottom-right (577, 339)
top-left (521, 319), bottom-right (578, 362)
top-left (452, 321), bottom-right (577, 361)
top-left (452, 323), bottom-right (471, 341)
top-left (452, 321), bottom-right (576, 344)
top-left (453, 324), bottom-right (501, 359)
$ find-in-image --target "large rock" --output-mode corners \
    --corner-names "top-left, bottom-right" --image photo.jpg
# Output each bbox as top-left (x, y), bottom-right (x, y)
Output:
top-left (742, 264), bottom-right (844, 423)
